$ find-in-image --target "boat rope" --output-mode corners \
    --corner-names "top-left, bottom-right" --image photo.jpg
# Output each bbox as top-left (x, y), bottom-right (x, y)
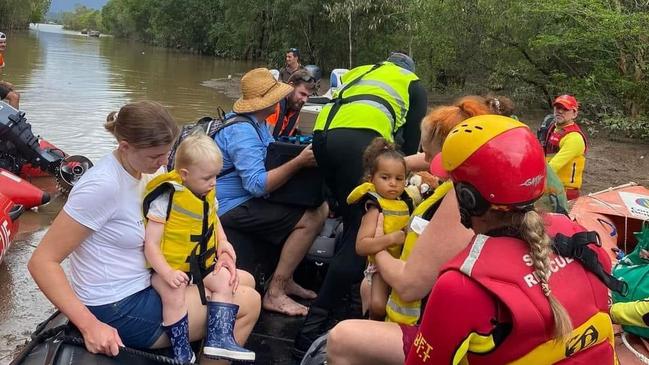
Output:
top-left (60, 335), bottom-right (192, 365)
top-left (621, 332), bottom-right (649, 365)
top-left (18, 323), bottom-right (191, 365)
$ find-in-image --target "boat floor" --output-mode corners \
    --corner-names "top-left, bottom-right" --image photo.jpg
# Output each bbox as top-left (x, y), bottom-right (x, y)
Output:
top-left (247, 309), bottom-right (304, 364)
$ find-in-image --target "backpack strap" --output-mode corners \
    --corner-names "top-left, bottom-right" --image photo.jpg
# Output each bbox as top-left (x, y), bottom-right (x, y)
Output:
top-left (215, 114), bottom-right (263, 178)
top-left (553, 231), bottom-right (628, 296)
top-left (322, 63), bottom-right (392, 133)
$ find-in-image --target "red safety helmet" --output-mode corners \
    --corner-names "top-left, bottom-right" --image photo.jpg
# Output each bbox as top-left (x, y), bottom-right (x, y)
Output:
top-left (442, 115), bottom-right (546, 215)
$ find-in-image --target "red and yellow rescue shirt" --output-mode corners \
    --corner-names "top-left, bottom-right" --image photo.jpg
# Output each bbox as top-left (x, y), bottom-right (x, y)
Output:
top-left (544, 122), bottom-right (587, 190)
top-left (406, 213), bottom-right (616, 365)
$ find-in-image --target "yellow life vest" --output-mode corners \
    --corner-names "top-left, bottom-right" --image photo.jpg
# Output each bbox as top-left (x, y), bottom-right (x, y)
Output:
top-left (313, 62), bottom-right (419, 142)
top-left (143, 170), bottom-right (218, 273)
top-left (385, 181), bottom-right (453, 325)
top-left (346, 182), bottom-right (413, 259)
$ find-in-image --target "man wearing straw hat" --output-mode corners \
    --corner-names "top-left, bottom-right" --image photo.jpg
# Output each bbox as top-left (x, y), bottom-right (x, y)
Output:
top-left (214, 68), bottom-right (328, 316)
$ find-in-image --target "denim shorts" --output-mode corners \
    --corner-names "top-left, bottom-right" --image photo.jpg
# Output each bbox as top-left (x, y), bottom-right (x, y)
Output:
top-left (87, 286), bottom-right (164, 349)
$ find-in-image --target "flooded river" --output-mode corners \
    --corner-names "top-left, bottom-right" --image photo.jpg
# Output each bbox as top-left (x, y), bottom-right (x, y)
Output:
top-left (0, 24), bottom-right (260, 363)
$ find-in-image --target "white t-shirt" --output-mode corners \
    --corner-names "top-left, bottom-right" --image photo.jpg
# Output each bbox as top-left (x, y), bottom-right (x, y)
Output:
top-left (65, 153), bottom-right (152, 306)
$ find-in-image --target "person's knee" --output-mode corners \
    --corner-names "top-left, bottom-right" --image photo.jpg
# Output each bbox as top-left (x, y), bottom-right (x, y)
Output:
top-left (235, 286), bottom-right (261, 318)
top-left (327, 320), bottom-right (355, 359)
top-left (205, 269), bottom-right (231, 294)
top-left (160, 287), bottom-right (187, 310)
top-left (238, 269), bottom-right (256, 288)
top-left (300, 202), bottom-right (328, 230)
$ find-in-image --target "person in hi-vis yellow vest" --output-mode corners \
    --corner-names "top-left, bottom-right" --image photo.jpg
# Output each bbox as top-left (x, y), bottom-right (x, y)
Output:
top-left (294, 52), bottom-right (428, 354)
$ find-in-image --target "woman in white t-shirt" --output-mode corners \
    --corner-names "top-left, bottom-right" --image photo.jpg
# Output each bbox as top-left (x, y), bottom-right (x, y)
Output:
top-left (28, 101), bottom-right (261, 359)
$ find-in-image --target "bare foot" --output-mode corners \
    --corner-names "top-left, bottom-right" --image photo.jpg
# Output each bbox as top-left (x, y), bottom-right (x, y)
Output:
top-left (263, 292), bottom-right (308, 316)
top-left (286, 279), bottom-right (317, 300)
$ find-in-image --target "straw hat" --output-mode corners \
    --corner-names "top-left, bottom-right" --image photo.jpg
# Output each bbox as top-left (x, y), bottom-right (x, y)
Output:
top-left (233, 68), bottom-right (294, 113)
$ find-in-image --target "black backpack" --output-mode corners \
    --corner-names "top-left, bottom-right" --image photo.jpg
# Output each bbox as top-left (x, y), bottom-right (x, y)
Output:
top-left (167, 109), bottom-right (261, 172)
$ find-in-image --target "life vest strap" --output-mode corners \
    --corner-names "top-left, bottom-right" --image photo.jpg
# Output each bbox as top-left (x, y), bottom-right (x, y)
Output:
top-left (322, 63), bottom-right (389, 133)
top-left (553, 231), bottom-right (628, 296)
top-left (187, 223), bottom-right (216, 305)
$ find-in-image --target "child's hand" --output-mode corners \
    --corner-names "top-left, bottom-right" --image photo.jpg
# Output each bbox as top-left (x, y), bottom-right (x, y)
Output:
top-left (215, 255), bottom-right (239, 293)
top-left (163, 269), bottom-right (189, 288)
top-left (217, 240), bottom-right (237, 265)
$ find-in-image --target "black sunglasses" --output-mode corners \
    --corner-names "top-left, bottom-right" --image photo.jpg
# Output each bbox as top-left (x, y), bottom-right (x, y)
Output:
top-left (289, 74), bottom-right (316, 84)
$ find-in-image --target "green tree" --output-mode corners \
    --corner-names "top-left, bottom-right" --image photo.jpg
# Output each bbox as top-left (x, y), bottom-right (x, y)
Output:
top-left (0, 0), bottom-right (50, 29)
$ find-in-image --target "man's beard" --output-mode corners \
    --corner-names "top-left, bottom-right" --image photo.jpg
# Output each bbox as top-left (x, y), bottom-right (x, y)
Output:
top-left (289, 98), bottom-right (304, 111)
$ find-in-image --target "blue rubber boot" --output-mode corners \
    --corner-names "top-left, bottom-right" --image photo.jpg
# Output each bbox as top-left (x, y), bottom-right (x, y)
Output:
top-left (163, 313), bottom-right (195, 363)
top-left (204, 302), bottom-right (255, 362)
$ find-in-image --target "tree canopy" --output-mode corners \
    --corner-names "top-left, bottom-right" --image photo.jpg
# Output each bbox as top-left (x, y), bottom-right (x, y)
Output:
top-left (97, 0), bottom-right (648, 119)
top-left (0, 0), bottom-right (51, 29)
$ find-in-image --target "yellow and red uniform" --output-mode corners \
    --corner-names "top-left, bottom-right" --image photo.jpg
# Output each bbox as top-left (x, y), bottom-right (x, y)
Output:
top-left (544, 122), bottom-right (587, 199)
top-left (0, 53), bottom-right (5, 68)
top-left (406, 214), bottom-right (615, 365)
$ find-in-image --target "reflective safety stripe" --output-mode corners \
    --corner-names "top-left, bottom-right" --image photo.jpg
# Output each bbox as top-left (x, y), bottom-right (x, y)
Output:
top-left (460, 235), bottom-right (489, 276)
top-left (386, 297), bottom-right (420, 318)
top-left (367, 192), bottom-right (410, 216)
top-left (172, 204), bottom-right (203, 220)
top-left (383, 209), bottom-right (410, 216)
top-left (354, 99), bottom-right (395, 130)
top-left (355, 79), bottom-right (407, 121)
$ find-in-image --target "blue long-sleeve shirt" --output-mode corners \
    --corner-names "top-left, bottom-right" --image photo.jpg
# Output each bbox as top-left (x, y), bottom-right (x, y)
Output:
top-left (214, 113), bottom-right (276, 215)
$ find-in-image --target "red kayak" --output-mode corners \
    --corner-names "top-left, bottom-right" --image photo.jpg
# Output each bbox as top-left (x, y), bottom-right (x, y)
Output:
top-left (0, 169), bottom-right (50, 264)
top-left (0, 192), bottom-right (24, 264)
top-left (0, 168), bottom-right (50, 209)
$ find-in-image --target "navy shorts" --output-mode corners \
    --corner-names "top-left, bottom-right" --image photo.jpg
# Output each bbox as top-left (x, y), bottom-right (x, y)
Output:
top-left (220, 197), bottom-right (306, 246)
top-left (87, 286), bottom-right (164, 349)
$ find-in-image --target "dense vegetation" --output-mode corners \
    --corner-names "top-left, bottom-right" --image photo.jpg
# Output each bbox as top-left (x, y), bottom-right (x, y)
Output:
top-left (0, 0), bottom-right (51, 29)
top-left (14, 0), bottom-right (649, 138)
top-left (60, 5), bottom-right (103, 32)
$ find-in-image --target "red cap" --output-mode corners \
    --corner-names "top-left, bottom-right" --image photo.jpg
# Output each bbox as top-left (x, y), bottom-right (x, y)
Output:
top-left (429, 153), bottom-right (449, 179)
top-left (553, 95), bottom-right (579, 110)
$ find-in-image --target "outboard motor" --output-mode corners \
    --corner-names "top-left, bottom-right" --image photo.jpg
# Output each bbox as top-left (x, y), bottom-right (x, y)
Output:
top-left (304, 65), bottom-right (322, 82)
top-left (269, 69), bottom-right (280, 81)
top-left (0, 101), bottom-right (92, 193)
top-left (304, 65), bottom-right (323, 96)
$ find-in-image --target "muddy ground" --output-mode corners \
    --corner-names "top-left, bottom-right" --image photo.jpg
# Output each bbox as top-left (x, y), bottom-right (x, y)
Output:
top-left (521, 111), bottom-right (649, 194)
top-left (581, 134), bottom-right (648, 193)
